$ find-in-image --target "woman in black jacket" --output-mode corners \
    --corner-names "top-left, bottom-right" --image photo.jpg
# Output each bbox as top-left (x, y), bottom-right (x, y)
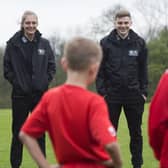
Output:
top-left (3, 10), bottom-right (56, 168)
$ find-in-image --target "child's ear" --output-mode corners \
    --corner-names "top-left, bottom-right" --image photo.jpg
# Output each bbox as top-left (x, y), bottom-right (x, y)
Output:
top-left (87, 63), bottom-right (100, 84)
top-left (61, 56), bottom-right (68, 71)
top-left (89, 63), bottom-right (99, 76)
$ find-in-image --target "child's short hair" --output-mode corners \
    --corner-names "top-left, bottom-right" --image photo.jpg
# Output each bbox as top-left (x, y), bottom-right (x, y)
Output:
top-left (114, 9), bottom-right (131, 20)
top-left (63, 37), bottom-right (102, 71)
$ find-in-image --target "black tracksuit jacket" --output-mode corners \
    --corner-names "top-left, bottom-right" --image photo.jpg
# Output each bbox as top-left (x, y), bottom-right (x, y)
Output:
top-left (3, 30), bottom-right (56, 95)
top-left (96, 29), bottom-right (148, 103)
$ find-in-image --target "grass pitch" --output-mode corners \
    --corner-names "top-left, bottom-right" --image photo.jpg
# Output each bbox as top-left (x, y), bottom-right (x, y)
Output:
top-left (0, 105), bottom-right (158, 168)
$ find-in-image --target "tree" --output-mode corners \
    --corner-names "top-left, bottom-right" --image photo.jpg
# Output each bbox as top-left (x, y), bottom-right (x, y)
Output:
top-left (135, 0), bottom-right (168, 41)
top-left (89, 4), bottom-right (125, 40)
top-left (0, 47), bottom-right (11, 108)
top-left (48, 34), bottom-right (66, 88)
top-left (49, 33), bottom-right (65, 60)
top-left (148, 28), bottom-right (168, 99)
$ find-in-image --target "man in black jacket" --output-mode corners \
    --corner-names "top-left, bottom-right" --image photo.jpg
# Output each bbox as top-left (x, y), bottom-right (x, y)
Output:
top-left (96, 10), bottom-right (148, 168)
top-left (3, 11), bottom-right (56, 168)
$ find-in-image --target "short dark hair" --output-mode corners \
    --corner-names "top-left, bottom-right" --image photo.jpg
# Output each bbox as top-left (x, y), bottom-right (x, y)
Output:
top-left (63, 37), bottom-right (102, 71)
top-left (115, 9), bottom-right (131, 20)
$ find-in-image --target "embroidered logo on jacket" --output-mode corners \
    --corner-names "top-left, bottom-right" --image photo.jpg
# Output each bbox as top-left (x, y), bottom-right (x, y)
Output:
top-left (128, 50), bottom-right (138, 56)
top-left (38, 49), bottom-right (45, 55)
top-left (21, 36), bottom-right (28, 43)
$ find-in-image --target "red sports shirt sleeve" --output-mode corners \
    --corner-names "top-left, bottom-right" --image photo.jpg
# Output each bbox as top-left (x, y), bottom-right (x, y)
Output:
top-left (89, 97), bottom-right (117, 146)
top-left (160, 131), bottom-right (168, 168)
top-left (149, 71), bottom-right (168, 160)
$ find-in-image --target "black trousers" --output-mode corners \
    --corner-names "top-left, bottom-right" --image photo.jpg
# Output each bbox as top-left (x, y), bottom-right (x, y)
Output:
top-left (106, 100), bottom-right (144, 167)
top-left (10, 93), bottom-right (46, 168)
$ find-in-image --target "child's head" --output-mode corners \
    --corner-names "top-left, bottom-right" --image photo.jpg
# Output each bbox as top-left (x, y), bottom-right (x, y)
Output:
top-left (63, 37), bottom-right (102, 71)
top-left (62, 37), bottom-right (102, 84)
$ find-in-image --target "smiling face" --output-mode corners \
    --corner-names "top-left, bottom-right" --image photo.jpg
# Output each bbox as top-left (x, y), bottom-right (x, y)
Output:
top-left (21, 13), bottom-right (38, 40)
top-left (114, 16), bottom-right (132, 38)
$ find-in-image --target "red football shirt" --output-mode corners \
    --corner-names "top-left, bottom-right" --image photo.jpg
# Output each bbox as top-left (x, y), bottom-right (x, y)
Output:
top-left (149, 70), bottom-right (168, 168)
top-left (21, 84), bottom-right (117, 166)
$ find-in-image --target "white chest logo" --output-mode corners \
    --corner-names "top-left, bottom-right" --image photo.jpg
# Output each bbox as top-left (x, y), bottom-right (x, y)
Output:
top-left (38, 49), bottom-right (45, 55)
top-left (128, 50), bottom-right (138, 56)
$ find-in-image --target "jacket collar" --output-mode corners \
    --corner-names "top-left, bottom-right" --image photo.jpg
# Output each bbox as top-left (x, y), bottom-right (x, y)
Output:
top-left (107, 29), bottom-right (139, 44)
top-left (7, 30), bottom-right (41, 47)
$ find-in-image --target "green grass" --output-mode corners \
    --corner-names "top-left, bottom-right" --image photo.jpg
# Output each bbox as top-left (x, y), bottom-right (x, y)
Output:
top-left (117, 104), bottom-right (158, 167)
top-left (0, 109), bottom-right (56, 168)
top-left (0, 105), bottom-right (159, 168)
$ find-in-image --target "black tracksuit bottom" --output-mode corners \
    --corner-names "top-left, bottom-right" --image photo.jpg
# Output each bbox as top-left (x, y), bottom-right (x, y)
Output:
top-left (106, 99), bottom-right (144, 167)
top-left (10, 92), bottom-right (46, 168)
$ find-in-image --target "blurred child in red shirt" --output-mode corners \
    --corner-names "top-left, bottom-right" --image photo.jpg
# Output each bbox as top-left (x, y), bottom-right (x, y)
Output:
top-left (19, 37), bottom-right (122, 168)
top-left (149, 70), bottom-right (168, 168)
